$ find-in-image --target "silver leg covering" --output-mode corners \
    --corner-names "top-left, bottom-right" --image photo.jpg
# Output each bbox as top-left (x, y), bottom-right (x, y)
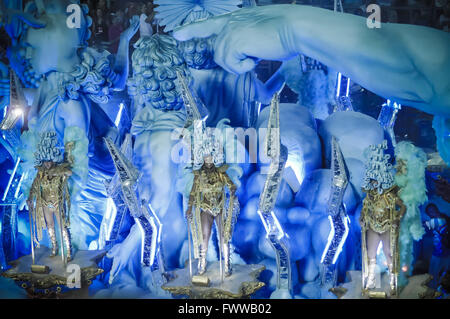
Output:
top-left (48, 227), bottom-right (58, 257)
top-left (223, 243), bottom-right (232, 277)
top-left (366, 258), bottom-right (377, 290)
top-left (197, 245), bottom-right (207, 275)
top-left (62, 227), bottom-right (72, 262)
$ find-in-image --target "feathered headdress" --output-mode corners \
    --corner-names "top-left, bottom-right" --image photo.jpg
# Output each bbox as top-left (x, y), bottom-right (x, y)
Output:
top-left (395, 141), bottom-right (428, 284)
top-left (177, 118), bottom-right (243, 197)
top-left (191, 119), bottom-right (227, 170)
top-left (154, 0), bottom-right (242, 32)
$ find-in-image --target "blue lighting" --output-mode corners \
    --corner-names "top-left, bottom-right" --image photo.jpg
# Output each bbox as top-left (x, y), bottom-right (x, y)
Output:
top-left (115, 103), bottom-right (125, 127)
top-left (2, 157), bottom-right (20, 202)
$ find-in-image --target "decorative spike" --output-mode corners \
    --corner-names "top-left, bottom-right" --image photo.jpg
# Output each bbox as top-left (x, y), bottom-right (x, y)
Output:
top-left (320, 136), bottom-right (350, 288)
top-left (257, 93), bottom-right (291, 297)
top-left (104, 137), bottom-right (141, 188)
top-left (176, 70), bottom-right (209, 127)
top-left (264, 93), bottom-right (281, 160)
top-left (1, 70), bottom-right (26, 131)
top-left (378, 100), bottom-right (401, 146)
top-left (103, 136), bottom-right (162, 269)
top-left (100, 135), bottom-right (134, 247)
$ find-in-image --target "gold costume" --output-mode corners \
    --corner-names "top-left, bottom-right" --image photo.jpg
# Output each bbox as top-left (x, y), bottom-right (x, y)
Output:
top-left (360, 186), bottom-right (403, 234)
top-left (28, 139), bottom-right (75, 262)
top-left (188, 164), bottom-right (237, 259)
top-left (360, 185), bottom-right (405, 295)
top-left (29, 164), bottom-right (71, 243)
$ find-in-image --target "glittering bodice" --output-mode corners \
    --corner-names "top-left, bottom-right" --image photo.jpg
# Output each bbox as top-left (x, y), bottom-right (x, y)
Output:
top-left (32, 166), bottom-right (71, 208)
top-left (40, 171), bottom-right (64, 205)
top-left (197, 168), bottom-right (225, 214)
top-left (362, 187), bottom-right (398, 234)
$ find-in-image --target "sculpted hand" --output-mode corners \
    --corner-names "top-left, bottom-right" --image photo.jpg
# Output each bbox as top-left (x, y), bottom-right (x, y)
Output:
top-left (173, 5), bottom-right (300, 74)
top-left (122, 15), bottom-right (140, 42)
top-left (107, 224), bottom-right (141, 284)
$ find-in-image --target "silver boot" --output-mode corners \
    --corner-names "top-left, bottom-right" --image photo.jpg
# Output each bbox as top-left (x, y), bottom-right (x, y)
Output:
top-left (197, 246), bottom-right (207, 275)
top-left (62, 227), bottom-right (73, 262)
top-left (366, 258), bottom-right (377, 290)
top-left (48, 227), bottom-right (58, 257)
top-left (388, 263), bottom-right (397, 296)
top-left (223, 243), bottom-right (232, 277)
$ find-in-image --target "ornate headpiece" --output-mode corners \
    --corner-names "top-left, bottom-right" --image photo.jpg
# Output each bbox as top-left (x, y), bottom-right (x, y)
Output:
top-left (34, 131), bottom-right (64, 166)
top-left (191, 120), bottom-right (225, 170)
top-left (362, 140), bottom-right (395, 194)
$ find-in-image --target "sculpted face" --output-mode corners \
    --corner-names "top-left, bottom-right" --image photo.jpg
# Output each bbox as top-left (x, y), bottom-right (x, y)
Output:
top-left (23, 1), bottom-right (82, 75)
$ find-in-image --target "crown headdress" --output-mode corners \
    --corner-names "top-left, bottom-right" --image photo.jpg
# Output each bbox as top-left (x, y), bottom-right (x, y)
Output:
top-left (34, 131), bottom-right (64, 166)
top-left (191, 122), bottom-right (225, 169)
top-left (362, 140), bottom-right (395, 194)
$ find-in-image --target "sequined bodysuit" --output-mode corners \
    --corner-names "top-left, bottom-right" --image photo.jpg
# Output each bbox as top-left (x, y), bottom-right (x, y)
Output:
top-left (361, 186), bottom-right (401, 234)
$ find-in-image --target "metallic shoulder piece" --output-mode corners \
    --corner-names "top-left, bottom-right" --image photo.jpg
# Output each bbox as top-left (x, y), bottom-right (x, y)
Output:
top-left (218, 164), bottom-right (229, 173)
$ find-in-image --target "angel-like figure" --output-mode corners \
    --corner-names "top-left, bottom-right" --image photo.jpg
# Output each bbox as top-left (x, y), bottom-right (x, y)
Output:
top-left (184, 120), bottom-right (241, 278)
top-left (27, 132), bottom-right (74, 262)
top-left (360, 140), bottom-right (406, 295)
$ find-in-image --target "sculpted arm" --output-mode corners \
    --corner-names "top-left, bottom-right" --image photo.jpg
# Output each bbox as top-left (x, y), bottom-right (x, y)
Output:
top-left (58, 98), bottom-right (89, 135)
top-left (174, 4), bottom-right (450, 117)
top-left (112, 16), bottom-right (140, 90)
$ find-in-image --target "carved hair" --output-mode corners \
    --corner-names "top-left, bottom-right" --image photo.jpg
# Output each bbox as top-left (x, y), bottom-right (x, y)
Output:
top-left (127, 34), bottom-right (188, 111)
top-left (177, 37), bottom-right (218, 70)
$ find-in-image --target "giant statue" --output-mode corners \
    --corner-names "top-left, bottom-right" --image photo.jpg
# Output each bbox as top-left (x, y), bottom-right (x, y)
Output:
top-left (1, 0), bottom-right (139, 249)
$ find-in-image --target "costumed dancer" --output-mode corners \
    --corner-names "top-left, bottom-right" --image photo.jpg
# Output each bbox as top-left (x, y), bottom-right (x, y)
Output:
top-left (360, 140), bottom-right (406, 295)
top-left (184, 119), bottom-right (242, 278)
top-left (27, 132), bottom-right (75, 262)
